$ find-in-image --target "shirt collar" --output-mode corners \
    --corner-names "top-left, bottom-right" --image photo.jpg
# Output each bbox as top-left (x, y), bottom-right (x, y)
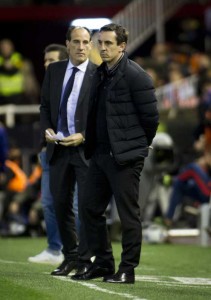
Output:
top-left (106, 53), bottom-right (124, 75)
top-left (67, 59), bottom-right (89, 73)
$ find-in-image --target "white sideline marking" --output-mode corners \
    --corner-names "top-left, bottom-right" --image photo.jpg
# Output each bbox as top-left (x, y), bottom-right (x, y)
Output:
top-left (54, 276), bottom-right (147, 300)
top-left (136, 266), bottom-right (155, 271)
top-left (0, 258), bottom-right (28, 265)
top-left (136, 275), bottom-right (211, 286)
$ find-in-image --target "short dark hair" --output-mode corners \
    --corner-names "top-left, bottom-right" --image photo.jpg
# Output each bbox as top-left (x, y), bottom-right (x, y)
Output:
top-left (44, 44), bottom-right (68, 60)
top-left (66, 26), bottom-right (92, 42)
top-left (99, 23), bottom-right (128, 45)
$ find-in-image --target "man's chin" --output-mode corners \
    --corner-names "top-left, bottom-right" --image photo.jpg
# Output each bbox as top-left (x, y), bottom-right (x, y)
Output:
top-left (75, 58), bottom-right (87, 64)
top-left (101, 57), bottom-right (109, 62)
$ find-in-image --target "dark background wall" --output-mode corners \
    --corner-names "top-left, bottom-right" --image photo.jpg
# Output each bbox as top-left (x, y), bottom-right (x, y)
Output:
top-left (0, 4), bottom-right (124, 82)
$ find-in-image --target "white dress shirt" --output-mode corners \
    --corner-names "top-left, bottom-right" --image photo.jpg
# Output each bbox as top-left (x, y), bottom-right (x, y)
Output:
top-left (57, 59), bottom-right (89, 137)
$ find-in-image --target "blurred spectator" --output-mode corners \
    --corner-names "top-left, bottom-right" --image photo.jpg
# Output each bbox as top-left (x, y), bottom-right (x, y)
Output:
top-left (22, 59), bottom-right (40, 104)
top-left (164, 96), bottom-right (211, 228)
top-left (0, 122), bottom-right (8, 219)
top-left (145, 67), bottom-right (161, 88)
top-left (0, 38), bottom-right (40, 107)
top-left (205, 7), bottom-right (211, 53)
top-left (0, 39), bottom-right (25, 105)
top-left (167, 62), bottom-right (186, 83)
top-left (194, 78), bottom-right (211, 142)
top-left (178, 18), bottom-right (203, 51)
top-left (189, 52), bottom-right (211, 75)
top-left (0, 122), bottom-right (8, 173)
top-left (149, 42), bottom-right (172, 84)
top-left (0, 146), bottom-right (28, 235)
top-left (164, 154), bottom-right (211, 228)
top-left (140, 125), bottom-right (177, 223)
top-left (18, 158), bottom-right (42, 236)
top-left (1, 147), bottom-right (27, 194)
top-left (132, 56), bottom-right (165, 87)
top-left (0, 147), bottom-right (42, 236)
top-left (151, 43), bottom-right (171, 65)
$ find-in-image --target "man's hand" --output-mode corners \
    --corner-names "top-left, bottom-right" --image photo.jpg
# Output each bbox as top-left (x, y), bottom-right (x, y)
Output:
top-left (59, 133), bottom-right (84, 147)
top-left (45, 128), bottom-right (58, 144)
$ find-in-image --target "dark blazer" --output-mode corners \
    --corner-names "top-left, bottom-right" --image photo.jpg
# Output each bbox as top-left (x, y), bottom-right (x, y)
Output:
top-left (85, 54), bottom-right (159, 164)
top-left (40, 59), bottom-right (97, 164)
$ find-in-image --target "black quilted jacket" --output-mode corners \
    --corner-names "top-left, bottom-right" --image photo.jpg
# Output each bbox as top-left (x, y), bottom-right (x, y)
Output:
top-left (84, 53), bottom-right (159, 165)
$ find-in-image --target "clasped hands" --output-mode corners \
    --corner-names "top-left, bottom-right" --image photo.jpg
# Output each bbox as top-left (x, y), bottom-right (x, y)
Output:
top-left (45, 129), bottom-right (84, 147)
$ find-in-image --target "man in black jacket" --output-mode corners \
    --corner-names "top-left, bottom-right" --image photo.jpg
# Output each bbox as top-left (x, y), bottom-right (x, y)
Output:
top-left (40, 26), bottom-right (97, 276)
top-left (71, 23), bottom-right (159, 284)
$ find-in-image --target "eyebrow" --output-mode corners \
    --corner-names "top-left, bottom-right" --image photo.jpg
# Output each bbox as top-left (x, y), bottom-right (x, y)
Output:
top-left (72, 38), bottom-right (90, 41)
top-left (98, 39), bottom-right (113, 43)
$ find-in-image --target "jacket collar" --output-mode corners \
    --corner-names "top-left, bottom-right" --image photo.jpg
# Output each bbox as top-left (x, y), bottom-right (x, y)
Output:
top-left (96, 52), bottom-right (128, 88)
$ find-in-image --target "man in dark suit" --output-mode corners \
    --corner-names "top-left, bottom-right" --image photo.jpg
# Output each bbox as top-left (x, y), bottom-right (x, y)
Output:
top-left (71, 23), bottom-right (159, 284)
top-left (28, 44), bottom-right (68, 265)
top-left (40, 26), bottom-right (97, 276)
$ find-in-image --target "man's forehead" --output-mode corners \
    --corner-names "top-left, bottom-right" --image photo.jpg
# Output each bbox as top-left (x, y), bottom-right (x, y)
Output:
top-left (98, 31), bottom-right (116, 41)
top-left (45, 51), bottom-right (60, 58)
top-left (71, 28), bottom-right (90, 39)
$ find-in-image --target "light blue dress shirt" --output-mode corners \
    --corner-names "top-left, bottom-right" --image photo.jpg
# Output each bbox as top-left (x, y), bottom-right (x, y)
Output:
top-left (57, 59), bottom-right (89, 137)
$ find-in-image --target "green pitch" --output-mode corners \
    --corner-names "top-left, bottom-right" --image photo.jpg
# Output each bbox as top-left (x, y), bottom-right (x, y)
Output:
top-left (0, 237), bottom-right (210, 300)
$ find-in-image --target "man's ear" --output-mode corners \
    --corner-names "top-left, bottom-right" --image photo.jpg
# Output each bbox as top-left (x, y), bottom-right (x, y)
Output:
top-left (119, 42), bottom-right (126, 52)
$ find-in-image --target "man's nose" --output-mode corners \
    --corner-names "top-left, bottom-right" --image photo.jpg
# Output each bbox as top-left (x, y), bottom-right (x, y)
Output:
top-left (100, 43), bottom-right (105, 50)
top-left (78, 42), bottom-right (84, 49)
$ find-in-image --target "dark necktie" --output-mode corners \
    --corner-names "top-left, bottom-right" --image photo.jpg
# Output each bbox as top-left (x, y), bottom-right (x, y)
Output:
top-left (57, 67), bottom-right (79, 136)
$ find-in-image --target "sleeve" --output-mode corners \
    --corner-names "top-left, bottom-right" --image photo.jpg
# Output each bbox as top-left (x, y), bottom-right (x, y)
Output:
top-left (131, 70), bottom-right (159, 145)
top-left (39, 67), bottom-right (53, 145)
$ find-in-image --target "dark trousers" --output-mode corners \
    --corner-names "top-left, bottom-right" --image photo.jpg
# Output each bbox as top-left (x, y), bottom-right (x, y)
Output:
top-left (81, 153), bottom-right (144, 272)
top-left (49, 145), bottom-right (91, 262)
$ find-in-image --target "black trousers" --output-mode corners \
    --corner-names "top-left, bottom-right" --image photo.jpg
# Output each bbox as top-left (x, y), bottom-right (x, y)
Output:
top-left (49, 145), bottom-right (91, 262)
top-left (81, 153), bottom-right (144, 272)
